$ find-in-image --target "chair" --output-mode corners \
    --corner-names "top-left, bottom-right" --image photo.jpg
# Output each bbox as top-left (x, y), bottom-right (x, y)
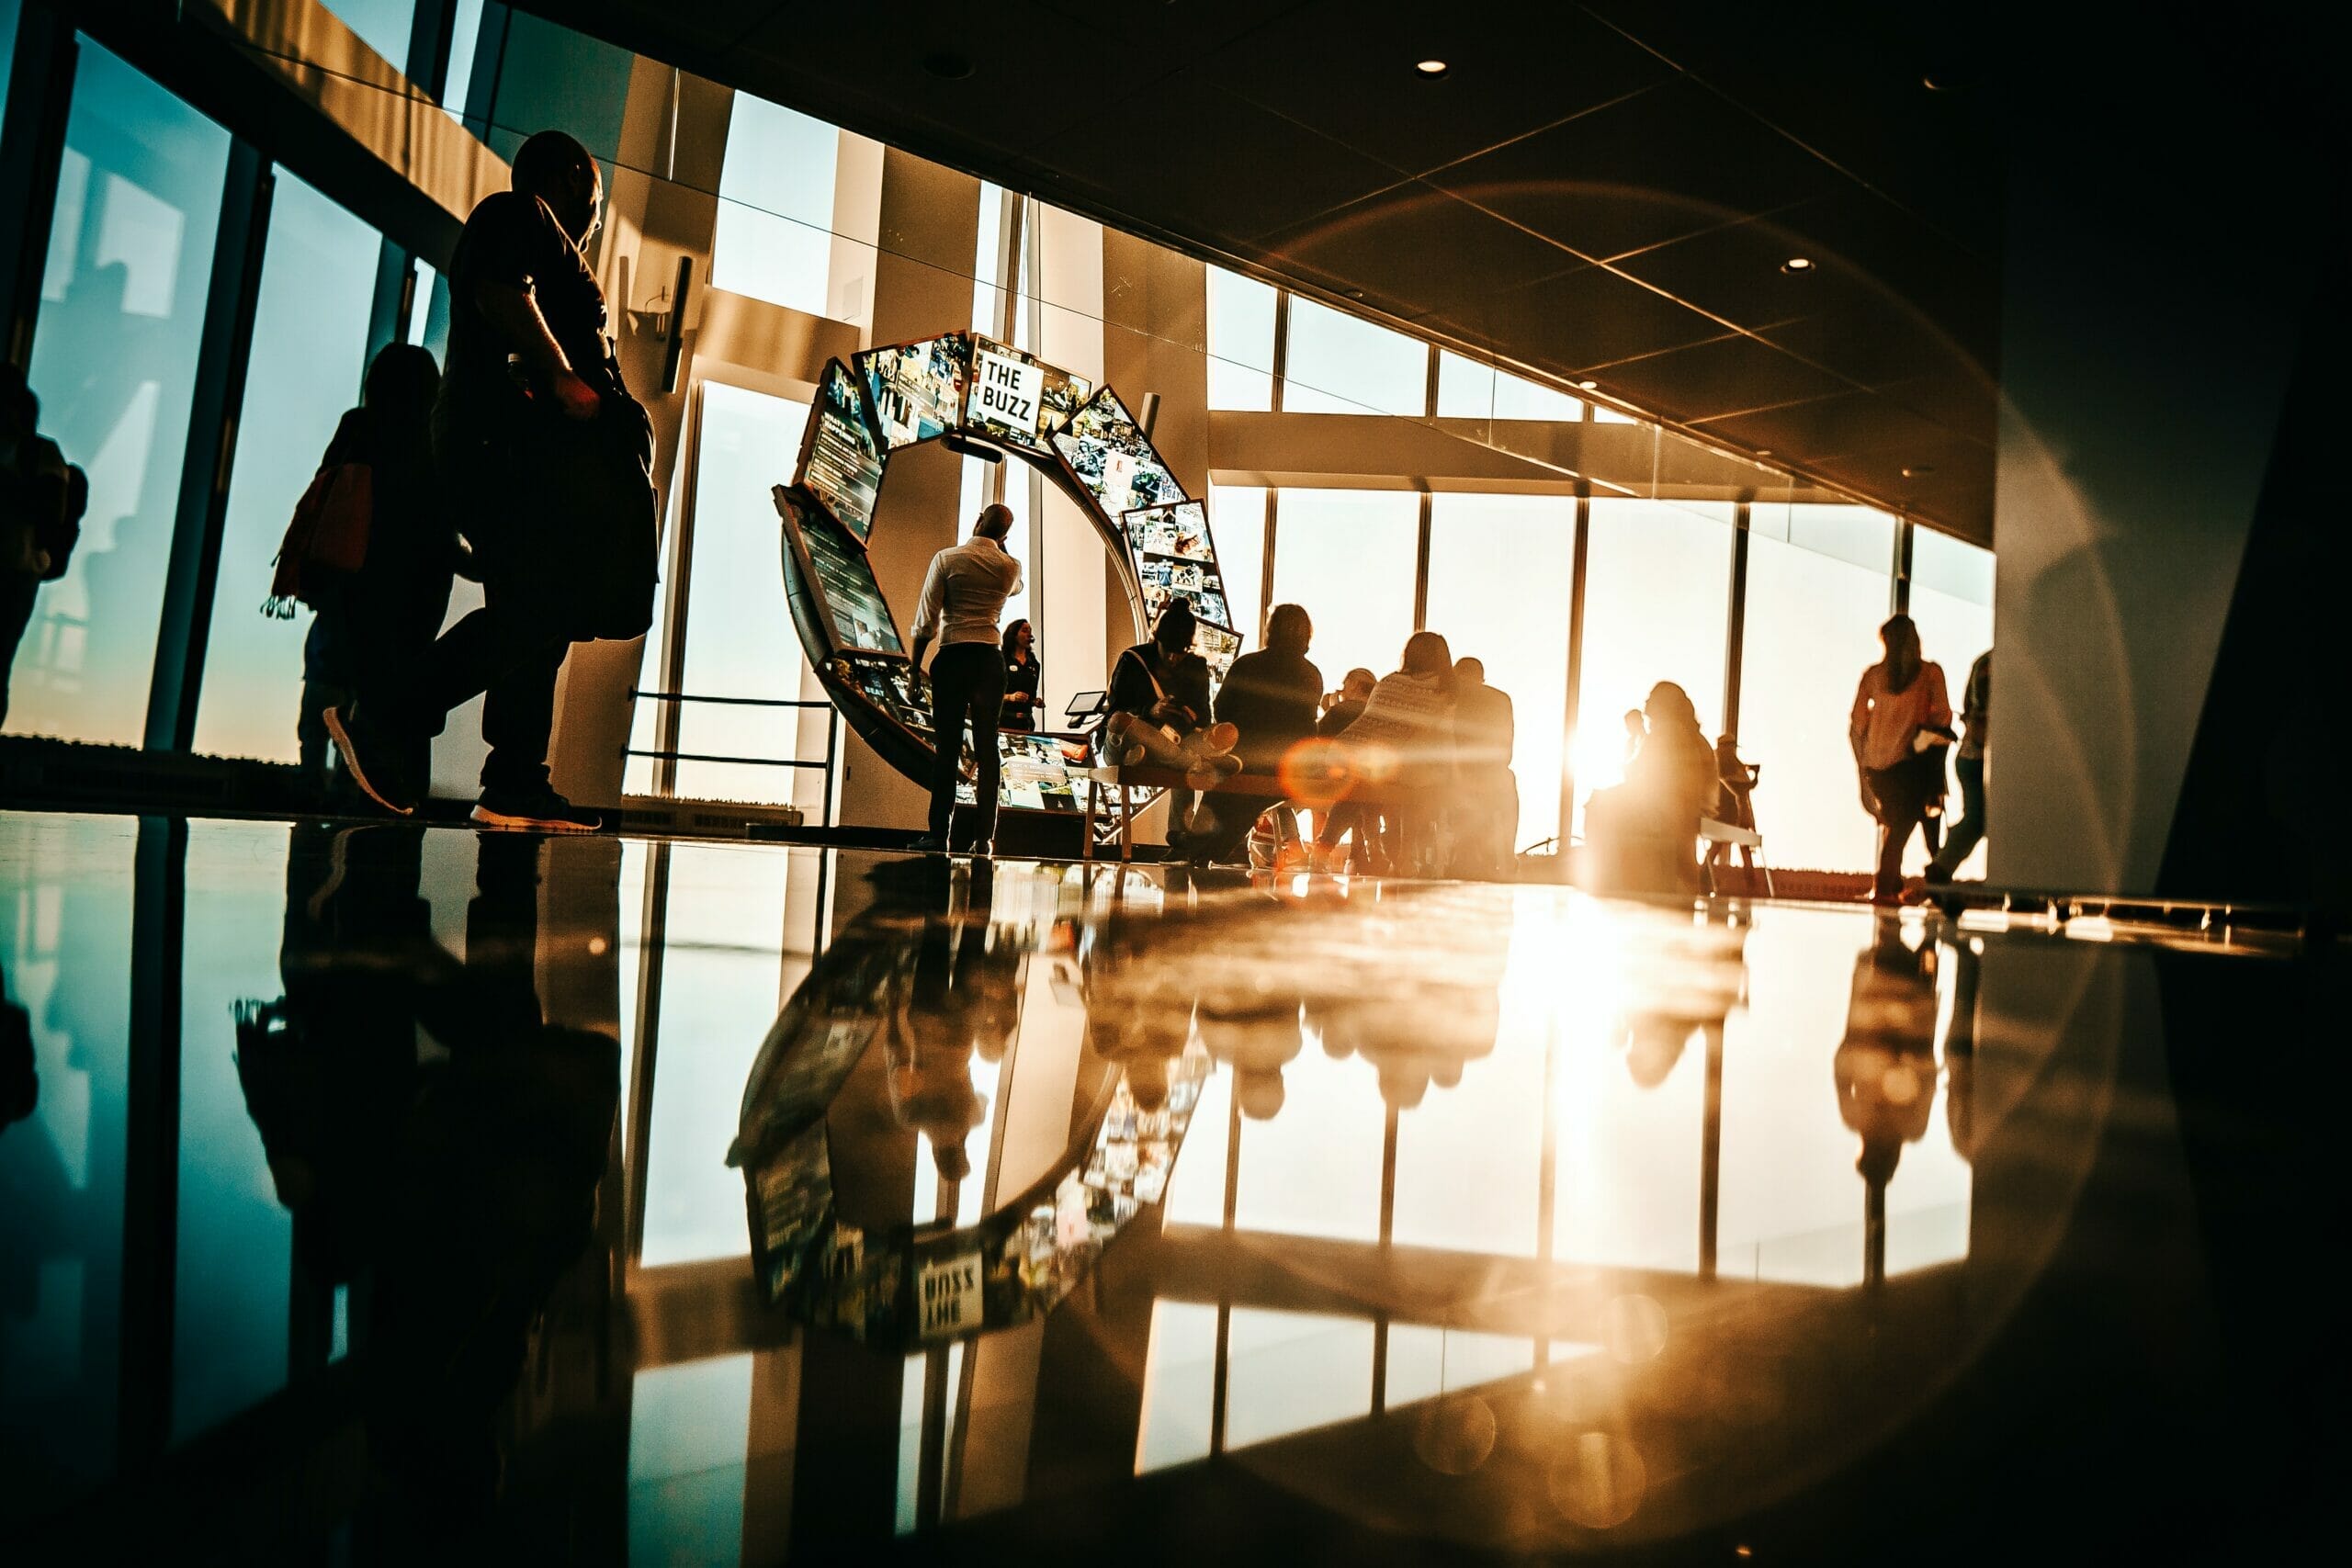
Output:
top-left (1698, 817), bottom-right (1774, 897)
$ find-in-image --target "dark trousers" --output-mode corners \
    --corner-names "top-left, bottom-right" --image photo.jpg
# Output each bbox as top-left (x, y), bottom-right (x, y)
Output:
top-left (1933, 753), bottom-right (1987, 874)
top-left (378, 432), bottom-right (571, 795)
top-left (927, 643), bottom-right (1004, 845)
top-left (1867, 751), bottom-right (1944, 898)
top-left (0, 571), bottom-right (38, 728)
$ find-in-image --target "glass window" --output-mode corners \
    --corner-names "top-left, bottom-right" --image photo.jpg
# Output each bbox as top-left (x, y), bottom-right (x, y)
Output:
top-left (971, 180), bottom-right (1009, 334)
top-left (1738, 503), bottom-right (1897, 873)
top-left (441, 0), bottom-right (485, 120)
top-left (2, 0), bottom-right (19, 120)
top-left (1235, 1031), bottom-right (1385, 1243)
top-left (1424, 491), bottom-right (1576, 851)
top-left (628, 1354), bottom-right (753, 1565)
top-left (1282, 297), bottom-right (1428, 417)
top-left (711, 92), bottom-right (839, 318)
top-left (638, 842), bottom-right (800, 1267)
top-left (193, 174), bottom-right (379, 763)
top-left (318, 0), bottom-right (413, 65)
top-left (1206, 483), bottom-right (1267, 649)
top-left (670, 382), bottom-right (813, 804)
top-left (174, 821), bottom-right (296, 1438)
top-left (1267, 487), bottom-right (1419, 692)
top-left (16, 43), bottom-right (232, 745)
top-left (1593, 401), bottom-right (1638, 424)
top-left (1205, 266), bottom-right (1275, 412)
top-left (957, 454), bottom-right (1030, 636)
top-left (0, 815), bottom-right (136, 1506)
top-left (1436, 351), bottom-right (1583, 422)
top-left (1224, 1308), bottom-right (1373, 1450)
top-left (1906, 529), bottom-right (1994, 877)
top-left (1571, 500), bottom-right (1735, 826)
top-left (1135, 1300), bottom-right (1219, 1472)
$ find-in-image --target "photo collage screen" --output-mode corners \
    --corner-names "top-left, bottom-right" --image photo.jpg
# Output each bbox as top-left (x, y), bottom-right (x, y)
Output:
top-left (963, 333), bottom-right (1091, 456)
top-left (858, 333), bottom-right (970, 450)
top-left (1124, 500), bottom-right (1232, 632)
top-left (1049, 388), bottom-right (1186, 518)
top-left (956, 730), bottom-right (1091, 813)
top-left (797, 508), bottom-right (904, 654)
top-left (798, 359), bottom-right (884, 543)
top-left (842, 651), bottom-right (933, 737)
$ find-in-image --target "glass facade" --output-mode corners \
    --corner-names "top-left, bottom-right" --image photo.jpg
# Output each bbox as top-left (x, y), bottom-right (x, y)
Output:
top-left (1266, 487), bottom-right (1419, 688)
top-left (1739, 504), bottom-right (1900, 873)
top-left (1436, 350), bottom-right (1584, 422)
top-left (1282, 296), bottom-right (1428, 416)
top-left (193, 173), bottom-right (379, 763)
top-left (318, 0), bottom-right (413, 66)
top-left (1572, 500), bottom-right (1736, 811)
top-left (1424, 491), bottom-right (1576, 851)
top-left (711, 91), bottom-right (839, 319)
top-left (18, 42), bottom-right (231, 745)
top-left (1205, 265), bottom-right (1276, 412)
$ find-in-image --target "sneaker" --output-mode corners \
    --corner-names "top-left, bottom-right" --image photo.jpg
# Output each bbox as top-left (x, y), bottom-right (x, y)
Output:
top-left (322, 705), bottom-right (415, 816)
top-left (471, 785), bottom-right (603, 833)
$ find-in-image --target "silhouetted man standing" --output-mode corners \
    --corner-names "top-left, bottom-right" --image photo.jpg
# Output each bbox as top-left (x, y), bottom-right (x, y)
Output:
top-left (909, 503), bottom-right (1023, 854)
top-left (329, 130), bottom-right (626, 830)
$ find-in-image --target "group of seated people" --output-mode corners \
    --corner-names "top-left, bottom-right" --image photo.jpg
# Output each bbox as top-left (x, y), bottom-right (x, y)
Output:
top-left (1093, 601), bottom-right (1520, 876)
top-left (1094, 601), bottom-right (1753, 889)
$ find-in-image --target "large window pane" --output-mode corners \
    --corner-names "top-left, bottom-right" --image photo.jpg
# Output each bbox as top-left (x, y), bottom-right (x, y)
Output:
top-left (671, 382), bottom-right (812, 805)
top-left (1282, 297), bottom-right (1427, 416)
top-left (1435, 351), bottom-right (1583, 423)
top-left (1267, 488), bottom-right (1418, 690)
top-left (1426, 492), bottom-right (1574, 850)
top-left (1906, 529), bottom-right (1995, 876)
top-left (16, 44), bottom-right (231, 744)
top-left (193, 175), bottom-right (378, 762)
top-left (318, 0), bottom-right (413, 65)
top-left (711, 92), bottom-right (839, 318)
top-left (1738, 504), bottom-right (1897, 873)
top-left (1206, 483), bottom-right (1267, 649)
top-left (2, 0), bottom-right (19, 120)
top-left (1571, 500), bottom-right (1734, 826)
top-left (1205, 266), bottom-right (1275, 412)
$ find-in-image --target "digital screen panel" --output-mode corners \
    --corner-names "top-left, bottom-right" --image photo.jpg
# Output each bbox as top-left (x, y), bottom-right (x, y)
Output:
top-left (1137, 557), bottom-right (1229, 630)
top-left (1124, 500), bottom-right (1213, 563)
top-left (1193, 623), bottom-right (1242, 682)
top-left (956, 731), bottom-right (1091, 813)
top-left (797, 359), bottom-right (883, 543)
top-left (1050, 388), bottom-right (1187, 519)
top-left (858, 333), bottom-right (970, 449)
top-left (963, 334), bottom-right (1091, 455)
top-left (799, 512), bottom-right (903, 654)
top-left (842, 650), bottom-right (932, 736)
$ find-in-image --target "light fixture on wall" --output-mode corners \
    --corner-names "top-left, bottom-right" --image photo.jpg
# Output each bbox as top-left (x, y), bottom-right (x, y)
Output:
top-left (1415, 59), bottom-right (1450, 79)
top-left (1781, 256), bottom-right (1815, 274)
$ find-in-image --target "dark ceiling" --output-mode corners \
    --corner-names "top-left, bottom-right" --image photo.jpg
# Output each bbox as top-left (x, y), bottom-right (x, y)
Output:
top-left (517, 2), bottom-right (2005, 542)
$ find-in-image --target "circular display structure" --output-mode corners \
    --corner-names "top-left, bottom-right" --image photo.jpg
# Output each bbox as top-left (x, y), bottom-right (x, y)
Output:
top-left (773, 331), bottom-right (1243, 837)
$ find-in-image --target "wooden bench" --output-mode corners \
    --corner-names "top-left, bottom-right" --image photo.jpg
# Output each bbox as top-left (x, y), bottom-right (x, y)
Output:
top-left (1078, 764), bottom-right (1442, 863)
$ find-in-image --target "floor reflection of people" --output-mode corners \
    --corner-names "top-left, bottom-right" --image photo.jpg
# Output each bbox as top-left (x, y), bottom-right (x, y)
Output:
top-left (1616, 912), bottom-right (1748, 1089)
top-left (890, 861), bottom-right (1024, 1184)
top-left (1833, 917), bottom-right (1941, 1283)
top-left (237, 826), bottom-right (617, 1525)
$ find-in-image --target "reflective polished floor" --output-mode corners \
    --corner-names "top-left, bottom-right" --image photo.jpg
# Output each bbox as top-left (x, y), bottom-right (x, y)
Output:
top-left (2, 813), bottom-right (2337, 1563)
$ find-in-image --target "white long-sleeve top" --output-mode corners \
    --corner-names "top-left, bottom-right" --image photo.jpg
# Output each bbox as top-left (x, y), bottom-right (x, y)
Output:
top-left (910, 536), bottom-right (1023, 649)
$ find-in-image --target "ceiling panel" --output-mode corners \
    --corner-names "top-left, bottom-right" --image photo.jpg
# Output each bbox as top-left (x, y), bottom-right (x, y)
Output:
top-left (1198, 4), bottom-right (1674, 179)
top-left (1595, 333), bottom-right (1855, 425)
top-left (1254, 182), bottom-right (1590, 321)
top-left (1431, 76), bottom-right (1849, 263)
top-left (1424, 264), bottom-right (1743, 376)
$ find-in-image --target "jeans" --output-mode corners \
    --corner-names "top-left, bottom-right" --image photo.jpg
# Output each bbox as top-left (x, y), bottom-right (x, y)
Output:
top-left (927, 642), bottom-right (1004, 845)
top-left (1933, 753), bottom-right (1987, 874)
top-left (1867, 751), bottom-right (1944, 899)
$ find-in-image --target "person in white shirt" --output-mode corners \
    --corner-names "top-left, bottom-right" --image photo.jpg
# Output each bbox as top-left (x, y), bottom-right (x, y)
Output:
top-left (909, 503), bottom-right (1023, 852)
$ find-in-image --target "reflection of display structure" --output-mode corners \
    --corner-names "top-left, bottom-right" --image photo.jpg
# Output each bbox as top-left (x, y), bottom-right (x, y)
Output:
top-left (777, 333), bottom-right (1244, 835)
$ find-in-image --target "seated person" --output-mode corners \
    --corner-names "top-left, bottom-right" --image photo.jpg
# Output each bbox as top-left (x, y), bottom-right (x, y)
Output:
top-left (1313, 631), bottom-right (1457, 876)
top-left (1585, 682), bottom-right (1720, 895)
top-left (1450, 656), bottom-right (1518, 879)
top-left (1102, 602), bottom-right (1241, 793)
top-left (1190, 604), bottom-right (1324, 863)
top-left (1318, 668), bottom-right (1375, 738)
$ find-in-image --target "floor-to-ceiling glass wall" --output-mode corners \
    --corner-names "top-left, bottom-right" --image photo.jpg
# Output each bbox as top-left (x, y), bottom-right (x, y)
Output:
top-left (14, 42), bottom-right (231, 744)
top-left (191, 173), bottom-right (380, 763)
top-left (1905, 527), bottom-right (1996, 877)
top-left (1423, 491), bottom-right (1577, 851)
top-left (1738, 503), bottom-right (1899, 872)
top-left (1266, 487), bottom-right (1419, 690)
top-left (1570, 499), bottom-right (1736, 833)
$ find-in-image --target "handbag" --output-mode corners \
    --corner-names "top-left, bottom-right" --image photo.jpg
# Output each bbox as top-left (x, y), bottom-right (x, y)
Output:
top-left (266, 461), bottom-right (372, 615)
top-left (526, 344), bottom-right (658, 642)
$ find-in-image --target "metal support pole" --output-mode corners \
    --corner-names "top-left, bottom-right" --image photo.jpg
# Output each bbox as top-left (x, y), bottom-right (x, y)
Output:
top-left (1559, 490), bottom-right (1591, 850)
top-left (1723, 500), bottom-right (1751, 739)
top-left (0, 8), bottom-right (77, 370)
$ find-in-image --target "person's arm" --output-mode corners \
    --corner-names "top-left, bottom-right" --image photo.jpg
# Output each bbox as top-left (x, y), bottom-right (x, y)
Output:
top-left (1927, 664), bottom-right (1954, 733)
top-left (476, 281), bottom-right (601, 421)
top-left (909, 556), bottom-right (947, 670)
top-left (1849, 671), bottom-right (1874, 765)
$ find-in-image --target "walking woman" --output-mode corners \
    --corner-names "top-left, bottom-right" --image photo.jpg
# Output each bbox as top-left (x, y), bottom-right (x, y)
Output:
top-left (1849, 614), bottom-right (1953, 905)
top-left (1000, 618), bottom-right (1041, 731)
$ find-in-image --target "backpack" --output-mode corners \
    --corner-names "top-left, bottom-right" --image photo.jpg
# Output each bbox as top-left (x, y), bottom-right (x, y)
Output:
top-left (265, 461), bottom-right (372, 617)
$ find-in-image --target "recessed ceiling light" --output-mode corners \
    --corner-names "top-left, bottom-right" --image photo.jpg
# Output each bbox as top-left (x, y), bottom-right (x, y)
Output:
top-left (1342, 288), bottom-right (1365, 299)
top-left (1781, 256), bottom-right (1815, 274)
top-left (1576, 380), bottom-right (1599, 390)
top-left (1415, 60), bottom-right (1450, 79)
top-left (1901, 464), bottom-right (1936, 478)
